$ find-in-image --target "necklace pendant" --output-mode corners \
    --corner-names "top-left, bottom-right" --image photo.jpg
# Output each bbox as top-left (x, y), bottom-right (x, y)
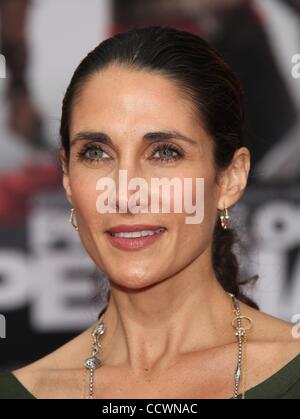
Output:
top-left (84, 355), bottom-right (102, 370)
top-left (93, 321), bottom-right (106, 338)
top-left (234, 365), bottom-right (241, 382)
top-left (235, 327), bottom-right (246, 339)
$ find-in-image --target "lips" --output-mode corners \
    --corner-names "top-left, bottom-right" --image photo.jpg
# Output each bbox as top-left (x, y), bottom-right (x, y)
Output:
top-left (106, 224), bottom-right (166, 234)
top-left (105, 224), bottom-right (167, 251)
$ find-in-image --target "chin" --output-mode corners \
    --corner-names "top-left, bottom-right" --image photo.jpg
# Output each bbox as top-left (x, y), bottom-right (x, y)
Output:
top-left (108, 271), bottom-right (162, 291)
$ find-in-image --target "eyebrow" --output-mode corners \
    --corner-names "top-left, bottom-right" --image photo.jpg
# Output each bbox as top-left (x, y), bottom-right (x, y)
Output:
top-left (70, 130), bottom-right (198, 147)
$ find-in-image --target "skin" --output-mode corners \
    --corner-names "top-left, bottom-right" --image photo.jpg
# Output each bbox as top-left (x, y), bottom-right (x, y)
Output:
top-left (13, 64), bottom-right (300, 399)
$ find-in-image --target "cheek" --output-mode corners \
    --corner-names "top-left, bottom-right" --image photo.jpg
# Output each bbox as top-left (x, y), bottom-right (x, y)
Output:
top-left (175, 173), bottom-right (218, 248)
top-left (181, 166), bottom-right (218, 224)
top-left (69, 169), bottom-right (100, 226)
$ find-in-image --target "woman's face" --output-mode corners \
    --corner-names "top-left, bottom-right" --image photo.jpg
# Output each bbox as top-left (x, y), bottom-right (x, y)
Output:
top-left (62, 64), bottom-right (231, 289)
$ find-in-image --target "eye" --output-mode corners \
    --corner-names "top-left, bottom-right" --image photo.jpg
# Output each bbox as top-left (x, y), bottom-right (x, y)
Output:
top-left (151, 143), bottom-right (184, 163)
top-left (76, 143), bottom-right (110, 163)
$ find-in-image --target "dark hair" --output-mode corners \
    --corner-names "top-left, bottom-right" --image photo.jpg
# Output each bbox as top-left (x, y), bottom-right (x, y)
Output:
top-left (60, 26), bottom-right (259, 310)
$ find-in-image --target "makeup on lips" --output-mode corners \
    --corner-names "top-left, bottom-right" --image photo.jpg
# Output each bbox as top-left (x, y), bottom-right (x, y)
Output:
top-left (105, 224), bottom-right (167, 250)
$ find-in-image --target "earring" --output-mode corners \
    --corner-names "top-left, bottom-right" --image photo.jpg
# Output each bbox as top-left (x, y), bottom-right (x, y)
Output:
top-left (220, 205), bottom-right (230, 230)
top-left (68, 207), bottom-right (78, 231)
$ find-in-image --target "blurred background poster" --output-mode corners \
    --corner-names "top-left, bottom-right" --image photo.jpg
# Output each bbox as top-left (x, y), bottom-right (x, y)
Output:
top-left (0, 0), bottom-right (300, 370)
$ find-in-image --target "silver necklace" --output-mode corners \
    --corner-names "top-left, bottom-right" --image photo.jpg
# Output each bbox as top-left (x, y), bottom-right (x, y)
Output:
top-left (83, 293), bottom-right (253, 399)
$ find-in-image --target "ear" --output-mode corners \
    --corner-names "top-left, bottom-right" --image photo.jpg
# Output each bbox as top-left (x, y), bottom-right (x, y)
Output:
top-left (59, 148), bottom-right (73, 206)
top-left (216, 147), bottom-right (251, 210)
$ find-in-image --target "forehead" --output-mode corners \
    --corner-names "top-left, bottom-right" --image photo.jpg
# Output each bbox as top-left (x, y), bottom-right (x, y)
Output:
top-left (69, 64), bottom-right (202, 138)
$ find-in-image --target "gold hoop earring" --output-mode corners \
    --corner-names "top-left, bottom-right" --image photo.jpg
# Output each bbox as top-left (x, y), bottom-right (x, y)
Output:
top-left (68, 207), bottom-right (78, 231)
top-left (220, 206), bottom-right (230, 230)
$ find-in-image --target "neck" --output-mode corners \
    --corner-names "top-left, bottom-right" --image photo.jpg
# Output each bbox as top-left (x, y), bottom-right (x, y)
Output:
top-left (99, 253), bottom-right (236, 372)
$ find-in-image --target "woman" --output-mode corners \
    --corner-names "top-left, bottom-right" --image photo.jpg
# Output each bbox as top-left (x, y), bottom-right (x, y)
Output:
top-left (0, 26), bottom-right (299, 399)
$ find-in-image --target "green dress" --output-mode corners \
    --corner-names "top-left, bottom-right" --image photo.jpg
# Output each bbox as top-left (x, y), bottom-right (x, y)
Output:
top-left (0, 353), bottom-right (300, 399)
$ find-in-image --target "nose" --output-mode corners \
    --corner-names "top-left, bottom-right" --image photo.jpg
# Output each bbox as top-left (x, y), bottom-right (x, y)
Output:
top-left (114, 158), bottom-right (148, 215)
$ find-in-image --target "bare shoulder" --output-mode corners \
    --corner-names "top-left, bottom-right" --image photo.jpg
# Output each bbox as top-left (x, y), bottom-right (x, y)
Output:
top-left (241, 301), bottom-right (300, 361)
top-left (12, 323), bottom-right (95, 398)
